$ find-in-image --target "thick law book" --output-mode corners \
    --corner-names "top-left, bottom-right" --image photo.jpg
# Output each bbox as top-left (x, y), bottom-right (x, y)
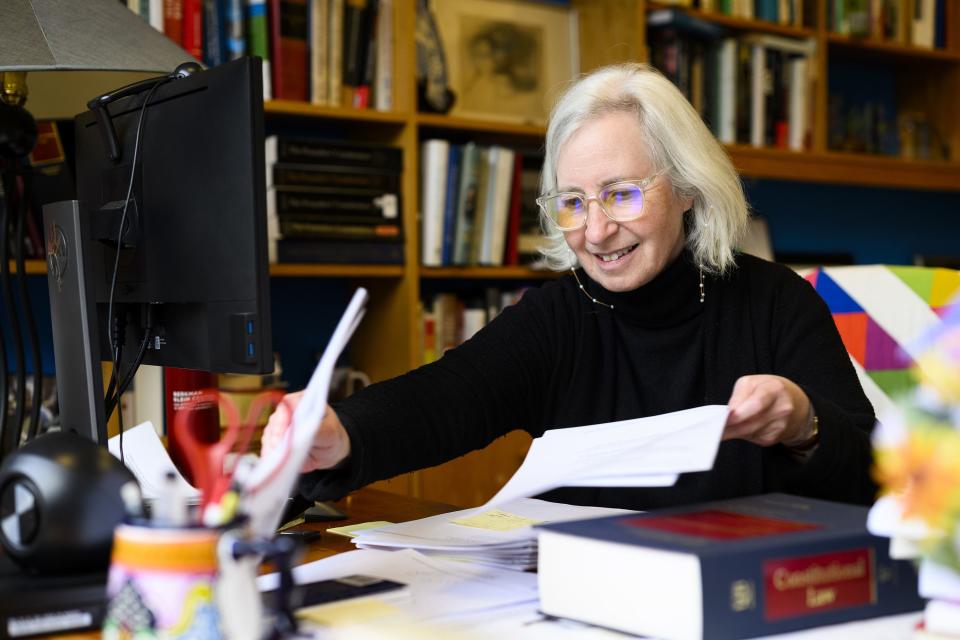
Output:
top-left (538, 493), bottom-right (923, 640)
top-left (272, 164), bottom-right (401, 191)
top-left (277, 238), bottom-right (403, 264)
top-left (265, 135), bottom-right (402, 172)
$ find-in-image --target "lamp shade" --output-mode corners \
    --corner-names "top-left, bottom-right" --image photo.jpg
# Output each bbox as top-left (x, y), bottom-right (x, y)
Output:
top-left (0, 0), bottom-right (195, 73)
top-left (0, 0), bottom-right (198, 119)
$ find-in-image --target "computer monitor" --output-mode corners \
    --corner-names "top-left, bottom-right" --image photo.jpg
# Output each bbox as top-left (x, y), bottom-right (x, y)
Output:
top-left (42, 57), bottom-right (272, 445)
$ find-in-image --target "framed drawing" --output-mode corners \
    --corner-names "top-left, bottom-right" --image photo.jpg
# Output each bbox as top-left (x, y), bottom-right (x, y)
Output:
top-left (431, 0), bottom-right (579, 125)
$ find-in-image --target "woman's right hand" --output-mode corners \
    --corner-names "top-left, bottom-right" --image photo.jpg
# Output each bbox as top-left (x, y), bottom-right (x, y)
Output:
top-left (260, 391), bottom-right (352, 473)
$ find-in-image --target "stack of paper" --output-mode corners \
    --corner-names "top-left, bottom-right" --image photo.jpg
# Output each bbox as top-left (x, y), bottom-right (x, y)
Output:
top-left (352, 498), bottom-right (633, 571)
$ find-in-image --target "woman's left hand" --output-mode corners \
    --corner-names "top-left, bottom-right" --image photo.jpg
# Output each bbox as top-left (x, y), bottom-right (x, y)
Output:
top-left (723, 374), bottom-right (814, 447)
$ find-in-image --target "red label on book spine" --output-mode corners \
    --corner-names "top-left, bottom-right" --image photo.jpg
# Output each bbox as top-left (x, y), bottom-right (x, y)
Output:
top-left (763, 548), bottom-right (876, 621)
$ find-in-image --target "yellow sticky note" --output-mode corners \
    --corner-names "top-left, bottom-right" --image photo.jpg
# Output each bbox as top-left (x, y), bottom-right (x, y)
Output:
top-left (298, 598), bottom-right (402, 627)
top-left (450, 509), bottom-right (540, 532)
top-left (326, 521), bottom-right (393, 538)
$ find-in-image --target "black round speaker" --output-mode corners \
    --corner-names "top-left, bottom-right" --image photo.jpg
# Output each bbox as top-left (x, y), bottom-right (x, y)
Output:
top-left (0, 432), bottom-right (142, 574)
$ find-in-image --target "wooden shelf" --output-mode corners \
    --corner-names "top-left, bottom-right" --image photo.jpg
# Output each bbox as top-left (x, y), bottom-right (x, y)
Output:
top-left (647, 3), bottom-right (814, 38)
top-left (269, 263), bottom-right (404, 277)
top-left (827, 34), bottom-right (960, 63)
top-left (416, 113), bottom-right (546, 138)
top-left (12, 260), bottom-right (404, 278)
top-left (727, 145), bottom-right (960, 191)
top-left (265, 101), bottom-right (409, 124)
top-left (421, 266), bottom-right (559, 280)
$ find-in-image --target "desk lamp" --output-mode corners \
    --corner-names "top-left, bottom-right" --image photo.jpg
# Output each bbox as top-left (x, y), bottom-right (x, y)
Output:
top-left (0, 0), bottom-right (194, 458)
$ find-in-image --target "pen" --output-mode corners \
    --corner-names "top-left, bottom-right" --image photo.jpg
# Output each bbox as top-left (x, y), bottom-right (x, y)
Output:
top-left (153, 470), bottom-right (189, 527)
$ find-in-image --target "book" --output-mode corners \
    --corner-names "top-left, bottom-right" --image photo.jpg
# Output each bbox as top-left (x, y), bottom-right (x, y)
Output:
top-left (328, 0), bottom-right (345, 106)
top-left (279, 220), bottom-right (401, 239)
top-left (440, 144), bottom-right (462, 266)
top-left (451, 142), bottom-right (481, 266)
top-left (271, 164), bottom-right (401, 192)
top-left (269, 0), bottom-right (309, 101)
top-left (309, 0), bottom-right (330, 105)
top-left (246, 0), bottom-right (272, 100)
top-left (373, 0), bottom-right (393, 111)
top-left (202, 0), bottom-right (226, 68)
top-left (181, 0), bottom-right (203, 60)
top-left (538, 493), bottom-right (924, 640)
top-left (420, 138), bottom-right (449, 267)
top-left (341, 0), bottom-right (368, 106)
top-left (265, 135), bottom-right (402, 172)
top-left (271, 188), bottom-right (399, 219)
top-left (276, 238), bottom-right (403, 264)
top-left (224, 0), bottom-right (246, 60)
top-left (163, 0), bottom-right (184, 44)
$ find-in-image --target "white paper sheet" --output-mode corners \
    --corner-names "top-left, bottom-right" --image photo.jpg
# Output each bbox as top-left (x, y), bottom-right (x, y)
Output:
top-left (349, 498), bottom-right (632, 571)
top-left (107, 421), bottom-right (199, 500)
top-left (485, 405), bottom-right (729, 508)
top-left (257, 548), bottom-right (538, 623)
top-left (240, 288), bottom-right (368, 537)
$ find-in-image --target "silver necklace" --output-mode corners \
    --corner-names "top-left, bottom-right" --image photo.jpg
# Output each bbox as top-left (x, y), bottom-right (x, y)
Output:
top-left (570, 267), bottom-right (706, 309)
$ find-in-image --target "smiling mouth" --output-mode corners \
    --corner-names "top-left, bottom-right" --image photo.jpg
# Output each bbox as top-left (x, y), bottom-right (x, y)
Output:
top-left (596, 244), bottom-right (638, 262)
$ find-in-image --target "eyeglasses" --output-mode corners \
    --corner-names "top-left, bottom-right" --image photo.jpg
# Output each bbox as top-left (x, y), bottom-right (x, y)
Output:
top-left (536, 171), bottom-right (663, 231)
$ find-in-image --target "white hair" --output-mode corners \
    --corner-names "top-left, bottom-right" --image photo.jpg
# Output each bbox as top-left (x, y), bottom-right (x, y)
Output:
top-left (539, 62), bottom-right (749, 275)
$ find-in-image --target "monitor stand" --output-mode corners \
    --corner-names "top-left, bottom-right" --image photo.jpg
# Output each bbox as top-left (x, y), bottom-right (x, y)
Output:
top-left (42, 200), bottom-right (107, 445)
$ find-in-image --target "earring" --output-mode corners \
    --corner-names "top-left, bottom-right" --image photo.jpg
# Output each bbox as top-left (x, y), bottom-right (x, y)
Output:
top-left (699, 270), bottom-right (705, 304)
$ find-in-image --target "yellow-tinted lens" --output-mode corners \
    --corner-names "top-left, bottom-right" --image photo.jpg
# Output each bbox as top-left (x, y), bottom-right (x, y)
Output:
top-left (601, 184), bottom-right (644, 220)
top-left (547, 194), bottom-right (586, 229)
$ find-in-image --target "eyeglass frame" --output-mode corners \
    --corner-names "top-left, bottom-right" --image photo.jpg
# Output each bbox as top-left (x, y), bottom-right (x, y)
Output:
top-left (536, 170), bottom-right (665, 231)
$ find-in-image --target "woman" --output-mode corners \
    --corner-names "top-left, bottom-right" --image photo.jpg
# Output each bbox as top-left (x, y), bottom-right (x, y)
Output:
top-left (263, 63), bottom-right (877, 509)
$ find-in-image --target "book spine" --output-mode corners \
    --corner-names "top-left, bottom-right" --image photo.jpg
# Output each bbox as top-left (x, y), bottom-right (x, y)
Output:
top-left (341, 0), bottom-right (368, 106)
top-left (452, 143), bottom-right (480, 266)
top-left (373, 0), bottom-right (393, 111)
top-left (270, 0), bottom-right (309, 101)
top-left (277, 238), bottom-right (403, 263)
top-left (224, 0), bottom-right (246, 60)
top-left (279, 220), bottom-right (402, 239)
top-left (163, 0), bottom-right (184, 44)
top-left (273, 165), bottom-right (401, 190)
top-left (354, 0), bottom-right (379, 109)
top-left (246, 0), bottom-right (272, 100)
top-left (328, 0), bottom-right (344, 106)
top-left (274, 138), bottom-right (402, 170)
top-left (310, 0), bottom-right (330, 105)
top-left (181, 0), bottom-right (204, 59)
top-left (503, 151), bottom-right (523, 266)
top-left (202, 0), bottom-right (226, 68)
top-left (440, 144), bottom-right (462, 266)
top-left (420, 139), bottom-right (449, 267)
top-left (699, 539), bottom-right (922, 638)
top-left (274, 189), bottom-right (397, 217)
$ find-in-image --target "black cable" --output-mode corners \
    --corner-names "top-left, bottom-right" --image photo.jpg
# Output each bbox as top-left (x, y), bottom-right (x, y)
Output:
top-left (6, 171), bottom-right (25, 452)
top-left (0, 167), bottom-right (10, 458)
top-left (103, 310), bottom-right (126, 418)
top-left (109, 80), bottom-right (164, 464)
top-left (105, 318), bottom-right (150, 421)
top-left (14, 167), bottom-right (42, 441)
top-left (0, 166), bottom-right (25, 456)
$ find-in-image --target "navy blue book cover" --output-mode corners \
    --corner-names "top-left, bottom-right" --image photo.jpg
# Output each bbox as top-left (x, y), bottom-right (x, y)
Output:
top-left (539, 493), bottom-right (923, 638)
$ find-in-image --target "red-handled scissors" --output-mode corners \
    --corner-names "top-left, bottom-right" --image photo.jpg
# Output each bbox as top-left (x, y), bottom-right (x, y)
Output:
top-left (173, 388), bottom-right (284, 517)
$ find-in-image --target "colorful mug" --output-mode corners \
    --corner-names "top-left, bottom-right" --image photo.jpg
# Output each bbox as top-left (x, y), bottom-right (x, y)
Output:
top-left (102, 524), bottom-right (223, 639)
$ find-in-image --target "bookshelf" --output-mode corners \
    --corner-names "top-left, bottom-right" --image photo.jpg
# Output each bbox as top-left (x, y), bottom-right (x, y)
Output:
top-left (17, 0), bottom-right (957, 506)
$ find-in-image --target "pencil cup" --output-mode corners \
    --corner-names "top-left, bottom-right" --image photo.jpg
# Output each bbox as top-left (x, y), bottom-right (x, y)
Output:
top-left (102, 524), bottom-right (224, 639)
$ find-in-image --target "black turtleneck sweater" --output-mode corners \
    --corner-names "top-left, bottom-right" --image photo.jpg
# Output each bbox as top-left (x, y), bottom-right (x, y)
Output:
top-left (301, 252), bottom-right (878, 509)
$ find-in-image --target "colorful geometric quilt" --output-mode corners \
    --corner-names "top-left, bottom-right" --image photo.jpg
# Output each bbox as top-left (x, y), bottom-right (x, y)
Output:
top-left (802, 266), bottom-right (960, 417)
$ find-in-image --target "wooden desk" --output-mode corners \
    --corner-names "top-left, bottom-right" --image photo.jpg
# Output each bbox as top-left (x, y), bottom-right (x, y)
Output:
top-left (280, 488), bottom-right (458, 565)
